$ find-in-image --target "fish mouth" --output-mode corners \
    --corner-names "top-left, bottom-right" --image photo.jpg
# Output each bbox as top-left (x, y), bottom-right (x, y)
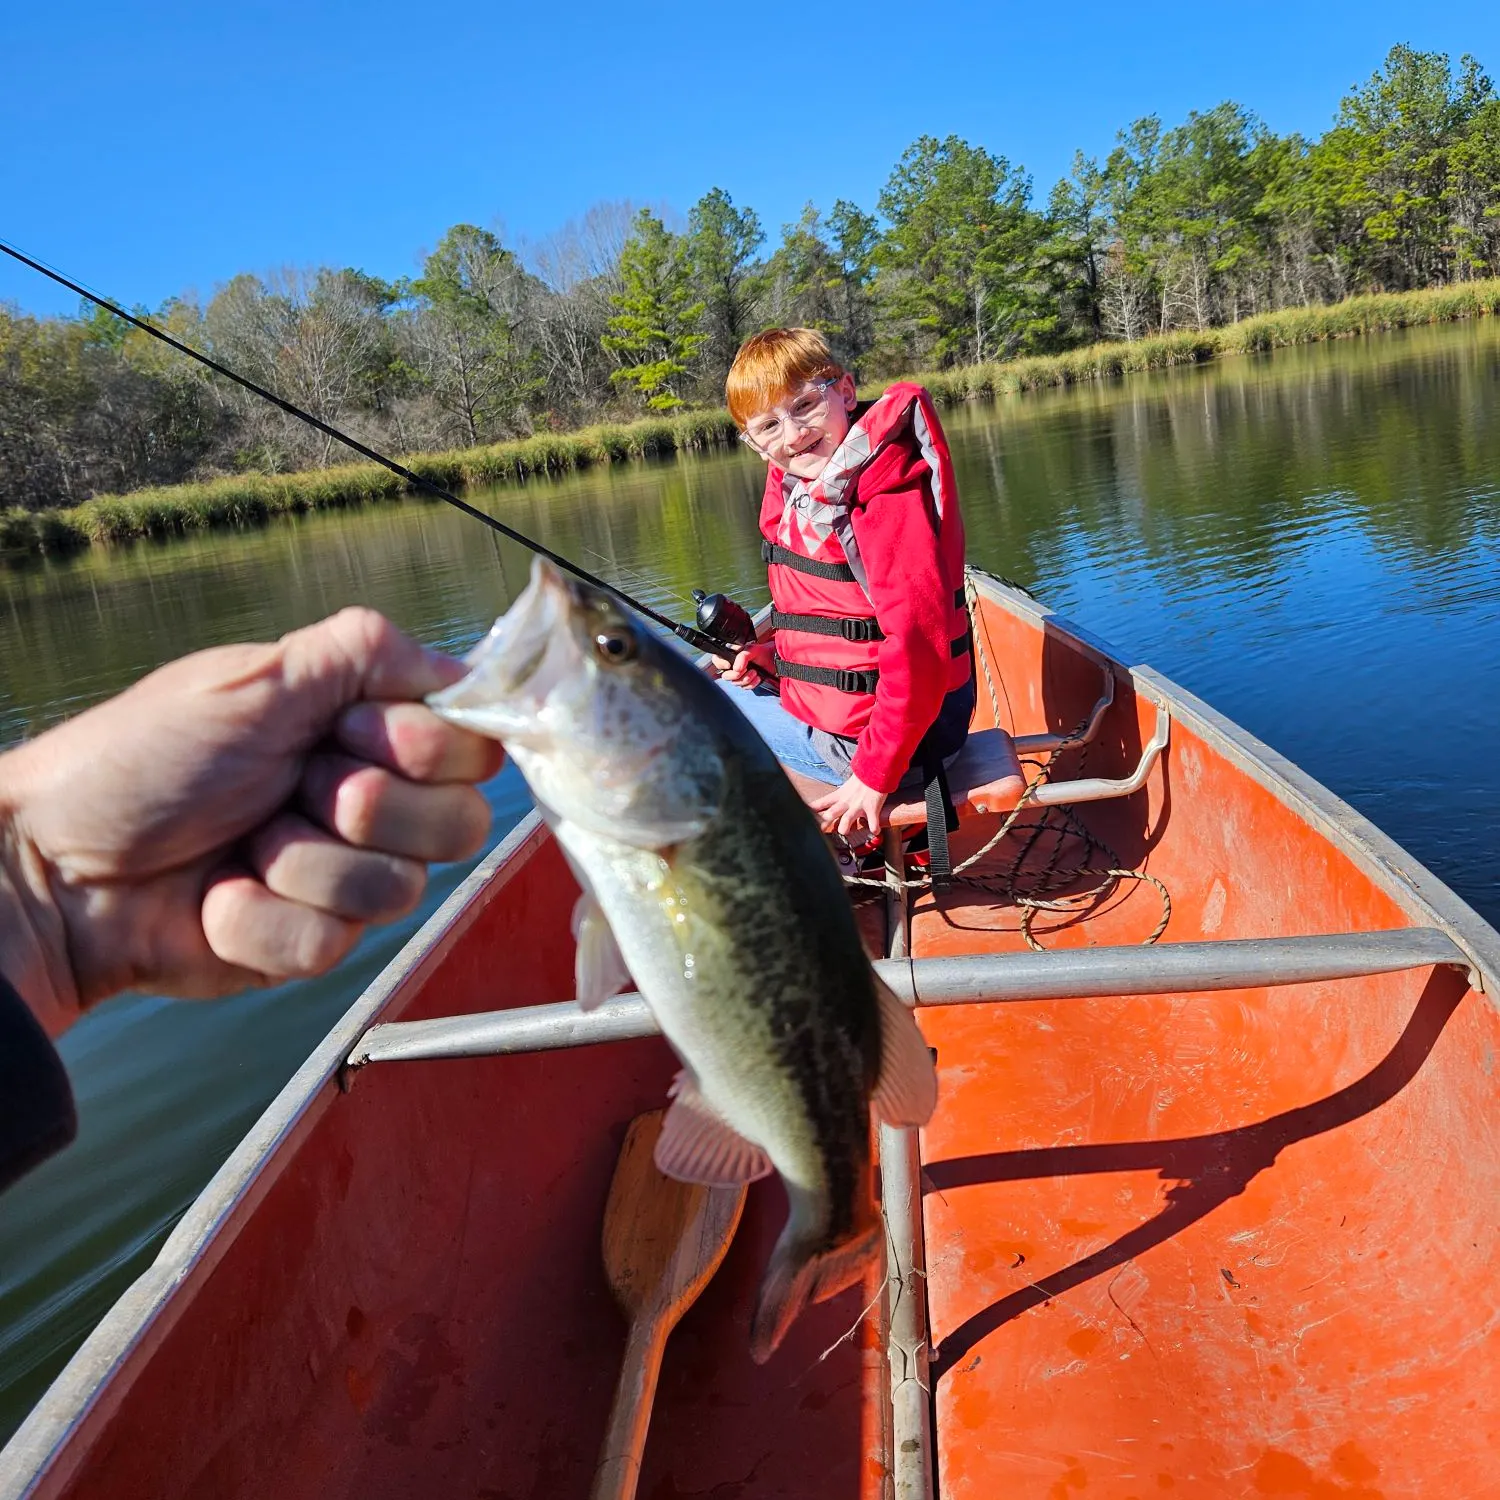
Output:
top-left (426, 555), bottom-right (568, 732)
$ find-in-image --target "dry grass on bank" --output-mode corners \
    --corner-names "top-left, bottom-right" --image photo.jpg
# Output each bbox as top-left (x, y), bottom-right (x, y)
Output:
top-left (6, 279), bottom-right (1498, 559)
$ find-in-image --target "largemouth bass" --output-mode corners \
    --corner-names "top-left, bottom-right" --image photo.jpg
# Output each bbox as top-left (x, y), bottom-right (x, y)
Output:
top-left (428, 558), bottom-right (936, 1361)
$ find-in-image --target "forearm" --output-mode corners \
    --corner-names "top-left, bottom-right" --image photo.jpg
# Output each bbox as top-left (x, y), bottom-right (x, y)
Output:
top-left (0, 749), bottom-right (81, 1039)
top-left (0, 750), bottom-right (81, 1192)
top-left (847, 480), bottom-right (953, 792)
top-left (850, 664), bottom-right (947, 793)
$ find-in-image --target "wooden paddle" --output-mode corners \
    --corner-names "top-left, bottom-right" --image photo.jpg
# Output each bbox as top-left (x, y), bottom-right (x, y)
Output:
top-left (590, 1109), bottom-right (747, 1500)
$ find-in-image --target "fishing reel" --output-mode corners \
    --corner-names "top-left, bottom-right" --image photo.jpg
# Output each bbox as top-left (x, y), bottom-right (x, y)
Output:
top-left (691, 589), bottom-right (758, 656)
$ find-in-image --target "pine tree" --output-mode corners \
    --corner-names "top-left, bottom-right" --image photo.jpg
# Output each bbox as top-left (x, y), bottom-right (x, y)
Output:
top-left (687, 188), bottom-right (765, 387)
top-left (876, 135), bottom-right (1050, 367)
top-left (407, 225), bottom-right (540, 444)
top-left (602, 210), bottom-right (707, 410)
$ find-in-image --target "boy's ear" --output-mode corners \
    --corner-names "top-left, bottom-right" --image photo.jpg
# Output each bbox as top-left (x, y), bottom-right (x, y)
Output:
top-left (836, 372), bottom-right (857, 410)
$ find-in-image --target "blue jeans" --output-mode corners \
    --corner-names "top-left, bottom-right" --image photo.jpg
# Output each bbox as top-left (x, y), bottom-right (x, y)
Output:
top-left (720, 684), bottom-right (844, 783)
top-left (719, 677), bottom-right (974, 789)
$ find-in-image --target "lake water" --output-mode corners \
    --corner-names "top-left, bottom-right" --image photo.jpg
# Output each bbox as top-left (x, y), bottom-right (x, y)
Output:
top-left (2, 319), bottom-right (1498, 1441)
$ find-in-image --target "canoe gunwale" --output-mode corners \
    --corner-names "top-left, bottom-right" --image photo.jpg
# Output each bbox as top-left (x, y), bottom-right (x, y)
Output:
top-left (967, 567), bottom-right (1499, 997)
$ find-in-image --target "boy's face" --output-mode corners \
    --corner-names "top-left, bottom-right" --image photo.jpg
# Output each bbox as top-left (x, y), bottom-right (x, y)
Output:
top-left (741, 373), bottom-right (857, 480)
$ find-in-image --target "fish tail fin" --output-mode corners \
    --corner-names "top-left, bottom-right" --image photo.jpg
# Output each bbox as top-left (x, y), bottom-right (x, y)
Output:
top-left (749, 1201), bottom-right (881, 1365)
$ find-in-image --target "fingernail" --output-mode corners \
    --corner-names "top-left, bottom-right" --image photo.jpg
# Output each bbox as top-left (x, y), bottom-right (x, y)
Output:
top-left (422, 645), bottom-right (466, 684)
top-left (338, 702), bottom-right (386, 758)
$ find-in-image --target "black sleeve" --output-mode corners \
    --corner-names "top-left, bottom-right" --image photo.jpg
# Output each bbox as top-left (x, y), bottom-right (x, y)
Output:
top-left (0, 971), bottom-right (77, 1193)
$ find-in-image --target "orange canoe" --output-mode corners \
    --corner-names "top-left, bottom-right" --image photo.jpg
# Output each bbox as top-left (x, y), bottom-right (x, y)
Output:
top-left (3, 569), bottom-right (1496, 1499)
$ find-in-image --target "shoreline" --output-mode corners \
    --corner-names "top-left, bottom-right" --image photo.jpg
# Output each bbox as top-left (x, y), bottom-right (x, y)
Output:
top-left (5, 279), bottom-right (1498, 563)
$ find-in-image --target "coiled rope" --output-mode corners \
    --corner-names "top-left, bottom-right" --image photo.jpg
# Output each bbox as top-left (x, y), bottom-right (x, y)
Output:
top-left (841, 569), bottom-right (1171, 951)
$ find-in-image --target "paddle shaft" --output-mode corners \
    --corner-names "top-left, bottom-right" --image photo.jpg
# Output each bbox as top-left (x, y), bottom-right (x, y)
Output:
top-left (589, 1112), bottom-right (745, 1500)
top-left (589, 1313), bottom-right (671, 1500)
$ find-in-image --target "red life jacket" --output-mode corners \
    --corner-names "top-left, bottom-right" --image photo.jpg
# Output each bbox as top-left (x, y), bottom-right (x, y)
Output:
top-left (759, 382), bottom-right (970, 771)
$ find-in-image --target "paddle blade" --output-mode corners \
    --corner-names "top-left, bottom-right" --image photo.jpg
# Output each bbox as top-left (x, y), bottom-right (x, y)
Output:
top-left (601, 1110), bottom-right (746, 1328)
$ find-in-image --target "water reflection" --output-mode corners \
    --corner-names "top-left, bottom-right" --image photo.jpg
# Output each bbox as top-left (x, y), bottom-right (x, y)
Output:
top-left (1, 316), bottom-right (1498, 1440)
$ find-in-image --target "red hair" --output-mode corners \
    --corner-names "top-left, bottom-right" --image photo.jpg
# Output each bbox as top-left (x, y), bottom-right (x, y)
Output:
top-left (726, 328), bottom-right (846, 428)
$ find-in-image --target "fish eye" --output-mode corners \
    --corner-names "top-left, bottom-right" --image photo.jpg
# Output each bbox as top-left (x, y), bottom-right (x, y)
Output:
top-left (594, 629), bottom-right (638, 666)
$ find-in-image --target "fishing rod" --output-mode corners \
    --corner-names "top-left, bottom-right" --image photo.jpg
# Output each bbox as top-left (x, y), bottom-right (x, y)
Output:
top-left (0, 239), bottom-right (758, 659)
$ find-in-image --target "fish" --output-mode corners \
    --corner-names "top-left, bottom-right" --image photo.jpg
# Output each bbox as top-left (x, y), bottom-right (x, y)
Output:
top-left (427, 556), bottom-right (937, 1361)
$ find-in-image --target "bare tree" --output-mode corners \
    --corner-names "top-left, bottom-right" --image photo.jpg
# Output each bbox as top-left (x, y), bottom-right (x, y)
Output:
top-left (1099, 244), bottom-right (1152, 340)
top-left (203, 268), bottom-right (394, 466)
top-left (523, 201), bottom-right (644, 422)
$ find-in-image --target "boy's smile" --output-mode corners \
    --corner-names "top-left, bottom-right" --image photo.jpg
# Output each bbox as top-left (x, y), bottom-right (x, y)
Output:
top-left (741, 374), bottom-right (858, 480)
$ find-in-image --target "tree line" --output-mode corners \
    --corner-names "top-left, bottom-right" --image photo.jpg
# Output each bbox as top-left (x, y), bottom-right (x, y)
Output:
top-left (4, 44), bottom-right (1499, 511)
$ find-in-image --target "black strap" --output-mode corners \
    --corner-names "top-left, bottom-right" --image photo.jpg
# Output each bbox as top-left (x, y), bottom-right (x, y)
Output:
top-left (918, 738), bottom-right (959, 891)
top-left (774, 656), bottom-right (879, 694)
top-left (761, 539), bottom-right (859, 583)
top-left (951, 627), bottom-right (972, 659)
top-left (0, 971), bottom-right (77, 1194)
top-left (771, 610), bottom-right (884, 643)
top-left (776, 635), bottom-right (965, 691)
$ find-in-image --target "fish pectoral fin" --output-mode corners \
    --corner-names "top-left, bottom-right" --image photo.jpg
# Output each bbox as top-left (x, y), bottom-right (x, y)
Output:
top-left (871, 977), bottom-right (939, 1127)
top-left (570, 892), bottom-right (630, 1012)
top-left (655, 1073), bottom-right (774, 1187)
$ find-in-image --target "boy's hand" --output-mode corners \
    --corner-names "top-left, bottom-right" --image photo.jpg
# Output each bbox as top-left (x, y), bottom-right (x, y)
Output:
top-left (713, 641), bottom-right (776, 689)
top-left (809, 773), bottom-right (887, 840)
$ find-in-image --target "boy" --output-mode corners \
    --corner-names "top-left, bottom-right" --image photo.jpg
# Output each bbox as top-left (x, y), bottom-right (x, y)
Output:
top-left (717, 328), bottom-right (973, 846)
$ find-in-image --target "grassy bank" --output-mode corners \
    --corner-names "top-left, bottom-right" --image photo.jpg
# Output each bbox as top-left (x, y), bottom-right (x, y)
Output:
top-left (907, 279), bottom-right (1500, 402)
top-left (5, 280), bottom-right (1499, 561)
top-left (0, 408), bottom-right (739, 559)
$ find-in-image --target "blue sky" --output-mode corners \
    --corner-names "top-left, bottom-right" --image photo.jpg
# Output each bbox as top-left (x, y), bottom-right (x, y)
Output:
top-left (3, 0), bottom-right (1499, 319)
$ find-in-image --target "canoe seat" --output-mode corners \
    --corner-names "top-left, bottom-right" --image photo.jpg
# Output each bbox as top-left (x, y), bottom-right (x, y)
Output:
top-left (783, 727), bottom-right (1026, 830)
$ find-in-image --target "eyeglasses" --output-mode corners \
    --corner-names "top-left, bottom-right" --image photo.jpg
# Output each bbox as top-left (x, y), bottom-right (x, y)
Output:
top-left (739, 379), bottom-right (840, 452)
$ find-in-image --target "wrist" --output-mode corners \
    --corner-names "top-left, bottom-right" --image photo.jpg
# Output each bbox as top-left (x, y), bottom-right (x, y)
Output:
top-left (0, 750), bottom-right (82, 1038)
top-left (849, 750), bottom-right (898, 797)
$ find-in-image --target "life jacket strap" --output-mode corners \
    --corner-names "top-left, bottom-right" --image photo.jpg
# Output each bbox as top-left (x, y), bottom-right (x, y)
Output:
top-left (776, 636), bottom-right (966, 687)
top-left (774, 657), bottom-right (880, 695)
top-left (761, 539), bottom-right (859, 583)
top-left (771, 610), bottom-right (885, 643)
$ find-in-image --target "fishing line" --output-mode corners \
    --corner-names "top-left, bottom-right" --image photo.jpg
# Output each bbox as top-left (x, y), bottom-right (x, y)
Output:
top-left (0, 238), bottom-right (731, 655)
top-left (573, 540), bottom-right (698, 616)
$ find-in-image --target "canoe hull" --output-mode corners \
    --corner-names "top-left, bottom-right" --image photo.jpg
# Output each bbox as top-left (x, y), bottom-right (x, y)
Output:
top-left (3, 571), bottom-right (1497, 1499)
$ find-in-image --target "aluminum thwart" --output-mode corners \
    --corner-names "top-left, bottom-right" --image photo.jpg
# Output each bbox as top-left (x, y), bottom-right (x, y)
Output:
top-left (345, 928), bottom-right (1474, 1069)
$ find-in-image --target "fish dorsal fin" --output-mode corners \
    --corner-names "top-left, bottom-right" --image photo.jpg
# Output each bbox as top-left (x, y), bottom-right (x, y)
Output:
top-left (571, 892), bottom-right (630, 1012)
top-left (871, 977), bottom-right (939, 1127)
top-left (655, 1073), bottom-right (774, 1187)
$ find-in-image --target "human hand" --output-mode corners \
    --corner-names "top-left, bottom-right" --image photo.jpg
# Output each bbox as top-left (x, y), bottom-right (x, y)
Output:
top-left (0, 608), bottom-right (505, 1035)
top-left (712, 641), bottom-right (776, 689)
top-left (808, 773), bottom-right (888, 840)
